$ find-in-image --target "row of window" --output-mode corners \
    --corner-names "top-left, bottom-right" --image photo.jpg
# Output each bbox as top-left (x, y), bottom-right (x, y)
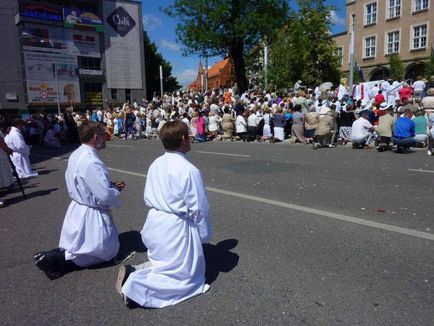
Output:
top-left (336, 23), bottom-right (428, 64)
top-left (365, 0), bottom-right (429, 25)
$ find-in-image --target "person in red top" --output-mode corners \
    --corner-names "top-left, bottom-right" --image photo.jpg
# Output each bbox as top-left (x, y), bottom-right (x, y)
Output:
top-left (399, 83), bottom-right (413, 103)
top-left (374, 90), bottom-right (385, 107)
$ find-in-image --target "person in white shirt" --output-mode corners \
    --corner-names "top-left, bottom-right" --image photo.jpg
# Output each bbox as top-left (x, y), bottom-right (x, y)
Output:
top-left (34, 121), bottom-right (125, 280)
top-left (413, 78), bottom-right (426, 99)
top-left (381, 80), bottom-right (391, 102)
top-left (117, 120), bottom-right (211, 309)
top-left (350, 111), bottom-right (376, 148)
top-left (5, 119), bottom-right (38, 178)
top-left (247, 110), bottom-right (259, 141)
top-left (370, 84), bottom-right (380, 98)
top-left (235, 111), bottom-right (248, 141)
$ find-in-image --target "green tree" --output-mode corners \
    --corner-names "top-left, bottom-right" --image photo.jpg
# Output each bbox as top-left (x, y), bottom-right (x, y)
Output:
top-left (268, 0), bottom-right (341, 88)
top-left (389, 54), bottom-right (404, 80)
top-left (144, 32), bottom-right (181, 99)
top-left (425, 52), bottom-right (434, 80)
top-left (163, 0), bottom-right (289, 93)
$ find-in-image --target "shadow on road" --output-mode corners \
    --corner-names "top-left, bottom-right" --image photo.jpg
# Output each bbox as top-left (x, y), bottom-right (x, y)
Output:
top-left (30, 144), bottom-right (79, 165)
top-left (204, 239), bottom-right (239, 285)
top-left (6, 188), bottom-right (58, 205)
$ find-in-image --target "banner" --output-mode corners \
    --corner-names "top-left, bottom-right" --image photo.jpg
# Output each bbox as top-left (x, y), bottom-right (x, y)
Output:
top-left (103, 1), bottom-right (142, 89)
top-left (22, 23), bottom-right (101, 57)
top-left (63, 9), bottom-right (104, 32)
top-left (19, 2), bottom-right (62, 22)
top-left (24, 52), bottom-right (80, 104)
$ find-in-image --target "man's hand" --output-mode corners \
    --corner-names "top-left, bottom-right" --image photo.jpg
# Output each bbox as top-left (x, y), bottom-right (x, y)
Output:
top-left (113, 181), bottom-right (126, 191)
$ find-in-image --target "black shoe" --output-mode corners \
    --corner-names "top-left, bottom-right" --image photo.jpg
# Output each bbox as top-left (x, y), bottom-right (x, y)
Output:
top-left (116, 265), bottom-right (135, 295)
top-left (34, 253), bottom-right (64, 280)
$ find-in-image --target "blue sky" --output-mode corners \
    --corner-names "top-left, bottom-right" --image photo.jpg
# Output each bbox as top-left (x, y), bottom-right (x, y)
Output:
top-left (141, 0), bottom-right (347, 87)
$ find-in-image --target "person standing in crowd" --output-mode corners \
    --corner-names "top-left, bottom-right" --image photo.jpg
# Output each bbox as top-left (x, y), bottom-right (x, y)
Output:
top-left (350, 110), bottom-right (376, 149)
top-left (123, 106), bottom-right (136, 140)
top-left (5, 119), bottom-right (38, 178)
top-left (290, 104), bottom-right (307, 144)
top-left (392, 109), bottom-right (416, 154)
top-left (34, 121), bottom-right (125, 280)
top-left (64, 106), bottom-right (80, 144)
top-left (0, 130), bottom-right (14, 207)
top-left (116, 120), bottom-right (211, 309)
top-left (412, 77), bottom-right (426, 100)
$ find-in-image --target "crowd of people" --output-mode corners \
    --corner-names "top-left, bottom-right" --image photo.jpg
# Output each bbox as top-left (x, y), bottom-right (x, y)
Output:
top-left (1, 76), bottom-right (434, 206)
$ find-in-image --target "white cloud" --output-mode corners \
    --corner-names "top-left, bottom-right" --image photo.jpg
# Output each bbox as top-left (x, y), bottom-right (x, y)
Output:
top-left (142, 15), bottom-right (162, 31)
top-left (175, 69), bottom-right (198, 87)
top-left (161, 39), bottom-right (181, 51)
top-left (329, 10), bottom-right (345, 26)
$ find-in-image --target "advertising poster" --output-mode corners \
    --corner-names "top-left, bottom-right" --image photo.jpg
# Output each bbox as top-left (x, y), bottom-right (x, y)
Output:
top-left (19, 1), bottom-right (62, 22)
top-left (24, 52), bottom-right (80, 104)
top-left (103, 1), bottom-right (142, 89)
top-left (63, 8), bottom-right (104, 32)
top-left (22, 23), bottom-right (100, 57)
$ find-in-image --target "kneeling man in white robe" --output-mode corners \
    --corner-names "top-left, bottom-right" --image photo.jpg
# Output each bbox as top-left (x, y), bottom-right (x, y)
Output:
top-left (5, 119), bottom-right (38, 178)
top-left (116, 120), bottom-right (212, 309)
top-left (34, 121), bottom-right (125, 280)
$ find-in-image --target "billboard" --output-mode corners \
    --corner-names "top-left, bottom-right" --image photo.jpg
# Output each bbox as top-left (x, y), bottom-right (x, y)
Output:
top-left (22, 23), bottom-right (101, 58)
top-left (24, 52), bottom-right (80, 104)
top-left (103, 1), bottom-right (142, 89)
top-left (63, 8), bottom-right (104, 32)
top-left (19, 2), bottom-right (62, 22)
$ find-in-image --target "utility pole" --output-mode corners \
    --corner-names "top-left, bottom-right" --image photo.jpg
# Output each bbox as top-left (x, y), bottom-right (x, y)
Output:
top-left (349, 14), bottom-right (356, 93)
top-left (264, 44), bottom-right (268, 91)
top-left (159, 65), bottom-right (163, 98)
top-left (52, 63), bottom-right (61, 116)
top-left (205, 54), bottom-right (208, 92)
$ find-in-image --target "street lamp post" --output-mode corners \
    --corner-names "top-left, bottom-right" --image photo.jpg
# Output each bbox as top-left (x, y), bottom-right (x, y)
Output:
top-left (52, 63), bottom-right (61, 116)
top-left (349, 14), bottom-right (356, 93)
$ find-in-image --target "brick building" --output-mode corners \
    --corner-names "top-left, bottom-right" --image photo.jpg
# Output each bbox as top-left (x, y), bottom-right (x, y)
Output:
top-left (189, 58), bottom-right (235, 91)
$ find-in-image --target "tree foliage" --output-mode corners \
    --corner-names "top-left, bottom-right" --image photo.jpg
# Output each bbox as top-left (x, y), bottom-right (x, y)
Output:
top-left (389, 54), bottom-right (404, 81)
top-left (268, 0), bottom-right (341, 89)
top-left (163, 0), bottom-right (290, 92)
top-left (144, 32), bottom-right (181, 99)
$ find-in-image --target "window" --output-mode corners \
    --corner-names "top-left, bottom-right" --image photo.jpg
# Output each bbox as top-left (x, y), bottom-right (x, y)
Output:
top-left (386, 31), bottom-right (400, 54)
top-left (111, 89), bottom-right (118, 100)
top-left (413, 0), bottom-right (429, 11)
top-left (364, 36), bottom-right (376, 58)
top-left (78, 57), bottom-right (101, 70)
top-left (388, 0), bottom-right (401, 18)
top-left (412, 24), bottom-right (427, 50)
top-left (365, 2), bottom-right (377, 25)
top-left (336, 47), bottom-right (343, 65)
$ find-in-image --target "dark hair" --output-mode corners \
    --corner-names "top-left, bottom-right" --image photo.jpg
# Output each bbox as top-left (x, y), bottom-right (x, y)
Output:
top-left (79, 121), bottom-right (104, 143)
top-left (159, 120), bottom-right (189, 151)
top-left (293, 104), bottom-right (302, 112)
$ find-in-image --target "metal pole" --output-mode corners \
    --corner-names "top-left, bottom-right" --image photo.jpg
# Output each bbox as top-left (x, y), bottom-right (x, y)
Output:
top-left (53, 63), bottom-right (61, 116)
top-left (159, 65), bottom-right (163, 98)
top-left (264, 45), bottom-right (268, 91)
top-left (349, 14), bottom-right (355, 94)
top-left (205, 54), bottom-right (208, 92)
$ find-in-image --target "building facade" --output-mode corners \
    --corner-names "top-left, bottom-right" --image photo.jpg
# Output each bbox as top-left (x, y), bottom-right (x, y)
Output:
top-left (189, 58), bottom-right (235, 91)
top-left (0, 0), bottom-right (146, 115)
top-left (333, 0), bottom-right (433, 81)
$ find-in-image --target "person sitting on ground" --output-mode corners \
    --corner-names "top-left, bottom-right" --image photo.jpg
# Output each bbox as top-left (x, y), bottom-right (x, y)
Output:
top-left (33, 121), bottom-right (125, 280)
top-left (375, 106), bottom-right (395, 152)
top-left (412, 109), bottom-right (428, 147)
top-left (116, 120), bottom-right (211, 309)
top-left (235, 110), bottom-right (247, 141)
top-left (337, 104), bottom-right (356, 145)
top-left (392, 108), bottom-right (416, 154)
top-left (290, 104), bottom-right (307, 144)
top-left (221, 107), bottom-right (235, 140)
top-left (398, 98), bottom-right (418, 114)
top-left (350, 110), bottom-right (376, 149)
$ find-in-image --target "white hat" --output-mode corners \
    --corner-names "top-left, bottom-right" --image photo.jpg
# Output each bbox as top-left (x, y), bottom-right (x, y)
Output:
top-left (380, 102), bottom-right (388, 108)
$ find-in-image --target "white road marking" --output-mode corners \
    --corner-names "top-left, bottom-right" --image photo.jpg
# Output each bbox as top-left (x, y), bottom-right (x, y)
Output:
top-left (33, 155), bottom-right (434, 241)
top-left (196, 151), bottom-right (250, 158)
top-left (408, 169), bottom-right (434, 174)
top-left (107, 167), bottom-right (434, 242)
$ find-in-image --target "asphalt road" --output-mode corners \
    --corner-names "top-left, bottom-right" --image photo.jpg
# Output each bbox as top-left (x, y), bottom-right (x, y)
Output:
top-left (1, 139), bottom-right (433, 325)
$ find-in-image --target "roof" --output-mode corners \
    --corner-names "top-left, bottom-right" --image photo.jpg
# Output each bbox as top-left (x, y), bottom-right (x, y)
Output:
top-left (207, 58), bottom-right (231, 78)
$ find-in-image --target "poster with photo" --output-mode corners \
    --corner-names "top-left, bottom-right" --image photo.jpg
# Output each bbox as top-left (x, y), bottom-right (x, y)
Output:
top-left (24, 51), bottom-right (81, 104)
top-left (22, 23), bottom-right (100, 57)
